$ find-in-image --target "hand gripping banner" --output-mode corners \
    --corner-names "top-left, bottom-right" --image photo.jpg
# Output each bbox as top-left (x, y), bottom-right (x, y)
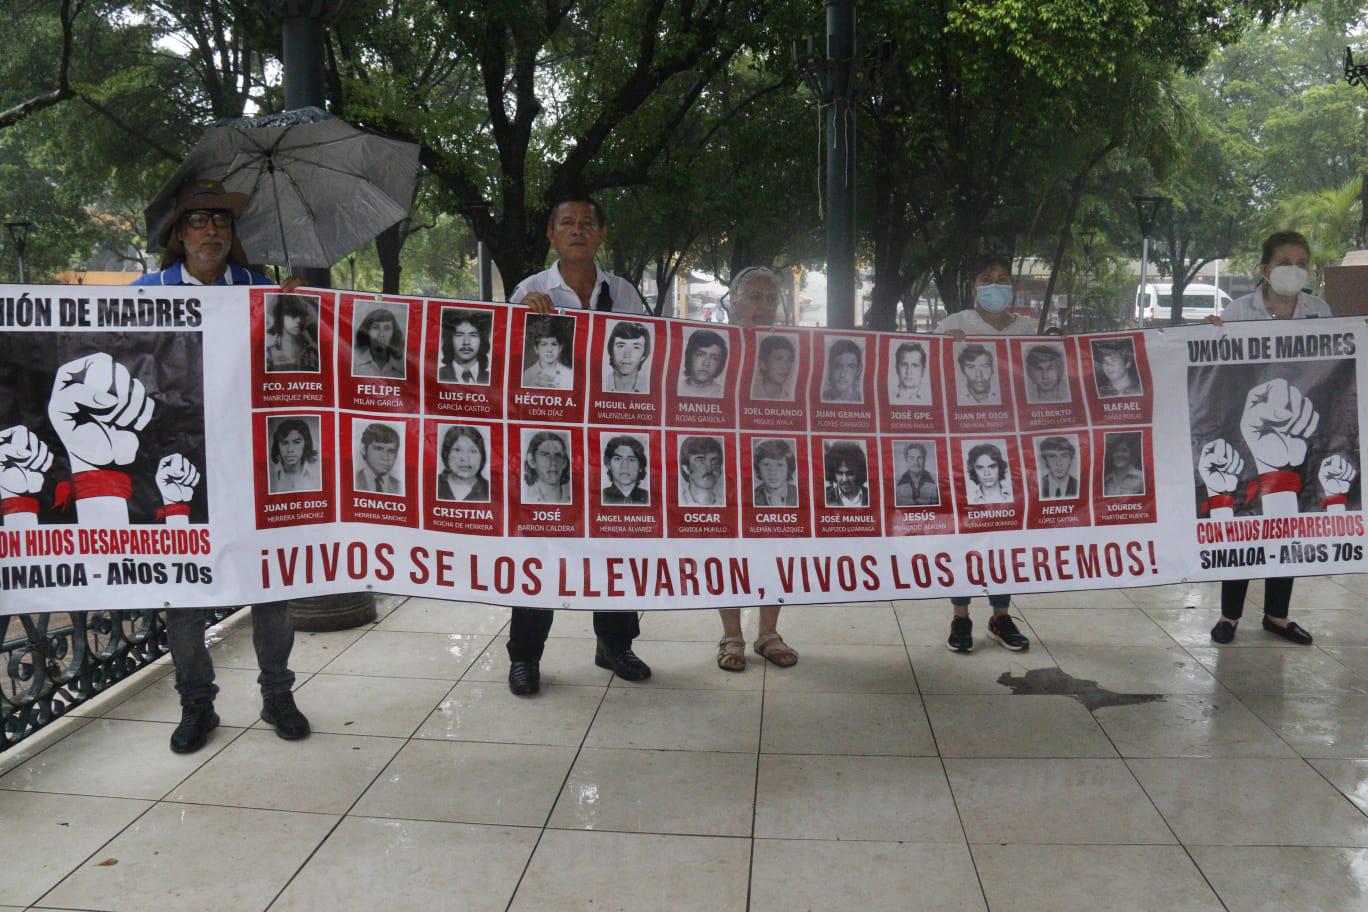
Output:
top-left (0, 285), bottom-right (1363, 615)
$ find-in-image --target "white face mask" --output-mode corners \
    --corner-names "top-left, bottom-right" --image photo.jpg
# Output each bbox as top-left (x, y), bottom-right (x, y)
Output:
top-left (1267, 265), bottom-right (1308, 296)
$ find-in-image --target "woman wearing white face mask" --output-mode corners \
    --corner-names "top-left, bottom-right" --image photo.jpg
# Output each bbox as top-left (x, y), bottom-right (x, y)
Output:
top-left (934, 255), bottom-right (1034, 654)
top-left (1208, 231), bottom-right (1326, 646)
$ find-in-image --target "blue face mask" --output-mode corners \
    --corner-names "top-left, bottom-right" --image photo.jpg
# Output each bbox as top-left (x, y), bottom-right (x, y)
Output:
top-left (976, 283), bottom-right (1013, 313)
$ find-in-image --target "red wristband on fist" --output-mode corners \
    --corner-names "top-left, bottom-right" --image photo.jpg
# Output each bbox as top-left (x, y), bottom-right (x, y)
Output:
top-left (155, 503), bottom-right (191, 521)
top-left (54, 470), bottom-right (133, 511)
top-left (1246, 470), bottom-right (1301, 503)
top-left (1, 495), bottom-right (40, 516)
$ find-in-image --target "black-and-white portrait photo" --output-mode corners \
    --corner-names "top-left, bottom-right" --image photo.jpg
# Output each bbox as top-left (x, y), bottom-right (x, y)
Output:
top-left (601, 433), bottom-right (651, 505)
top-left (435, 424), bottom-right (491, 503)
top-left (438, 308), bottom-right (493, 385)
top-left (893, 440), bottom-right (940, 507)
top-left (521, 428), bottom-right (573, 504)
top-left (1024, 342), bottom-right (1070, 404)
top-left (1091, 338), bottom-right (1143, 398)
top-left (601, 321), bottom-right (653, 395)
top-left (521, 313), bottom-right (576, 390)
top-left (351, 300), bottom-right (407, 380)
top-left (678, 435), bottom-right (726, 506)
top-left (821, 336), bottom-right (866, 404)
top-left (954, 342), bottom-right (1001, 406)
top-left (677, 328), bottom-right (729, 398)
top-left (265, 293), bottom-right (320, 374)
top-left (1035, 435), bottom-right (1081, 500)
top-left (823, 440), bottom-right (870, 507)
top-left (751, 438), bottom-right (799, 507)
top-left (267, 414), bottom-right (322, 495)
top-left (1102, 431), bottom-right (1146, 497)
top-left (353, 420), bottom-right (404, 495)
top-left (962, 439), bottom-right (1013, 504)
top-left (888, 340), bottom-right (933, 406)
top-left (750, 333), bottom-right (798, 401)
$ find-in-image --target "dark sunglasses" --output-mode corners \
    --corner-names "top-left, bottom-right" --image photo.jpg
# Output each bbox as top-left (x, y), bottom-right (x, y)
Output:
top-left (184, 210), bottom-right (233, 229)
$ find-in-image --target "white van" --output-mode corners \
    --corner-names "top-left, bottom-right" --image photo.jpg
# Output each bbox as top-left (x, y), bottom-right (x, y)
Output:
top-left (1134, 282), bottom-right (1234, 325)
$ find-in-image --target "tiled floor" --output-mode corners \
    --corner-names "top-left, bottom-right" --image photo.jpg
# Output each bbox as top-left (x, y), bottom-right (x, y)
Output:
top-left (4, 581), bottom-right (1368, 911)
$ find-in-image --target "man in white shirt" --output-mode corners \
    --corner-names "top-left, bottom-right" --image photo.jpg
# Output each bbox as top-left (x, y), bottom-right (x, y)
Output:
top-left (509, 197), bottom-right (646, 315)
top-left (504, 194), bottom-right (651, 695)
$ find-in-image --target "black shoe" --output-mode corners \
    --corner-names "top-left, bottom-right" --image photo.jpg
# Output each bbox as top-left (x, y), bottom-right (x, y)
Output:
top-left (509, 659), bottom-right (541, 695)
top-left (1263, 617), bottom-right (1313, 645)
top-left (170, 701), bottom-right (219, 754)
top-left (988, 614), bottom-right (1030, 651)
top-left (595, 640), bottom-right (652, 681)
top-left (947, 616), bottom-right (973, 653)
top-left (260, 692), bottom-right (310, 740)
top-left (1210, 618), bottom-right (1237, 644)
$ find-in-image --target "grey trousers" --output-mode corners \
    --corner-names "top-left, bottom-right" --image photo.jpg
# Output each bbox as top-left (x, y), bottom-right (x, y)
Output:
top-left (166, 602), bottom-right (296, 705)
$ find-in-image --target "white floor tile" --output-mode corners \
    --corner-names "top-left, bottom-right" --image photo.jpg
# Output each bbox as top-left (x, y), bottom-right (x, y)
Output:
top-left (286, 672), bottom-right (454, 737)
top-left (1191, 846), bottom-right (1368, 911)
top-left (974, 844), bottom-right (1223, 912)
top-left (549, 747), bottom-right (755, 836)
top-left (414, 681), bottom-right (603, 746)
top-left (270, 816), bottom-right (537, 912)
top-left (41, 802), bottom-right (337, 912)
top-left (373, 597), bottom-right (510, 635)
top-left (751, 840), bottom-right (987, 912)
top-left (761, 691), bottom-right (936, 756)
top-left (925, 695), bottom-right (1117, 758)
top-left (586, 688), bottom-right (761, 752)
top-left (1092, 694), bottom-right (1297, 758)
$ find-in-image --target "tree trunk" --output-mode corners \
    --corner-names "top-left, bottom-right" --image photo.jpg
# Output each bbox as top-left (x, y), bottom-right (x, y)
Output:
top-left (375, 221), bottom-right (404, 294)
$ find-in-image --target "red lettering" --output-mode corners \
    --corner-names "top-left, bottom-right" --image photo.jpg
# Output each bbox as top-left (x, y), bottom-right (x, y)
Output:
top-left (606, 558), bottom-right (624, 597)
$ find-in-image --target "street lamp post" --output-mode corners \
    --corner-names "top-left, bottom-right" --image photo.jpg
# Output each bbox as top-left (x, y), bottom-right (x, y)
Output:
top-left (1132, 196), bottom-right (1170, 325)
top-left (794, 3), bottom-right (885, 329)
top-left (6, 221), bottom-right (35, 284)
top-left (1345, 47), bottom-right (1368, 246)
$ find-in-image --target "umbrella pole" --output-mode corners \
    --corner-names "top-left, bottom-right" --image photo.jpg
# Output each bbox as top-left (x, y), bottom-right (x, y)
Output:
top-left (270, 159), bottom-right (294, 275)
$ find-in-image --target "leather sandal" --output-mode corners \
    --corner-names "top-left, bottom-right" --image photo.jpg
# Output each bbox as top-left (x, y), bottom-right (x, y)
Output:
top-left (717, 635), bottom-right (746, 672)
top-left (754, 632), bottom-right (799, 668)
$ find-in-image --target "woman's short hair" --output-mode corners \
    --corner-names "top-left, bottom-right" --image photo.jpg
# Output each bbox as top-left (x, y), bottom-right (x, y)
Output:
top-left (1260, 230), bottom-right (1311, 266)
top-left (523, 431), bottom-right (571, 486)
top-left (270, 417), bottom-right (317, 465)
top-left (441, 425), bottom-right (487, 476)
top-left (603, 435), bottom-right (648, 483)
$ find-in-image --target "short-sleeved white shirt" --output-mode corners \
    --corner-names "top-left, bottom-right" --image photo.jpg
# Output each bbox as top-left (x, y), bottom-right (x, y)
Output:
top-left (1221, 290), bottom-right (1331, 322)
top-left (509, 260), bottom-right (646, 314)
top-left (934, 308), bottom-right (1037, 336)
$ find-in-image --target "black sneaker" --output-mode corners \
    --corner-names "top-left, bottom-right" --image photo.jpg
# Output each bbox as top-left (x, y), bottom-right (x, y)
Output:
top-left (988, 614), bottom-right (1030, 651)
top-left (947, 616), bottom-right (973, 653)
top-left (594, 640), bottom-right (652, 681)
top-left (509, 659), bottom-right (541, 696)
top-left (261, 692), bottom-right (310, 741)
top-left (1263, 617), bottom-right (1313, 645)
top-left (170, 701), bottom-right (218, 754)
top-left (1210, 619), bottom-right (1237, 644)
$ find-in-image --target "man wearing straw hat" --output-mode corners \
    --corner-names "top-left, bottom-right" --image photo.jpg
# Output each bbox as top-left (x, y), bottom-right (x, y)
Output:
top-left (133, 178), bottom-right (303, 290)
top-left (131, 178), bottom-right (308, 753)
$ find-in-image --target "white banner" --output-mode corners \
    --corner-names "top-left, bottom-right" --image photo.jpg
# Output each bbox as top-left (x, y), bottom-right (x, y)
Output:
top-left (0, 285), bottom-right (1363, 614)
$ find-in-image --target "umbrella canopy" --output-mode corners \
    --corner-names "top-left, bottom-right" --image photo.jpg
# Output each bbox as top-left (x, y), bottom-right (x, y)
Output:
top-left (145, 107), bottom-right (420, 270)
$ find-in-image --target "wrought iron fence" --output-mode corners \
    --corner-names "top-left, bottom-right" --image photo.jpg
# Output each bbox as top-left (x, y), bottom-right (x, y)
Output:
top-left (1, 607), bottom-right (239, 751)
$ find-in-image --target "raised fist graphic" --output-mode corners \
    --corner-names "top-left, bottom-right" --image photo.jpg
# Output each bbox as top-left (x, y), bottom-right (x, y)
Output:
top-left (1318, 454), bottom-right (1358, 498)
top-left (156, 453), bottom-right (200, 504)
top-left (1198, 438), bottom-right (1244, 496)
top-left (47, 353), bottom-right (155, 472)
top-left (1239, 378), bottom-right (1319, 475)
top-left (0, 426), bottom-right (53, 497)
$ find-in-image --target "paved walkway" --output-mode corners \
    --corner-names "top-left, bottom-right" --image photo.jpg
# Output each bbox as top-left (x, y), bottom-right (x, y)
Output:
top-left (4, 579), bottom-right (1368, 911)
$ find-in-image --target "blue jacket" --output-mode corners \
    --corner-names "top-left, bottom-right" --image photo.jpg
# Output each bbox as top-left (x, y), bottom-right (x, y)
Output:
top-left (131, 261), bottom-right (272, 286)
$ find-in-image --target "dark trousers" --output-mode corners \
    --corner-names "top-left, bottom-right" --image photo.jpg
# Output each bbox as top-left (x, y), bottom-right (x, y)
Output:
top-left (507, 608), bottom-right (639, 662)
top-left (166, 602), bottom-right (295, 705)
top-left (1221, 577), bottom-right (1293, 620)
top-left (951, 594), bottom-right (1011, 610)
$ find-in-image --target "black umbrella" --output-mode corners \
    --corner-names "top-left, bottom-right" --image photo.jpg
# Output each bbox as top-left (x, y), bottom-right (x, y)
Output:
top-left (145, 107), bottom-right (420, 270)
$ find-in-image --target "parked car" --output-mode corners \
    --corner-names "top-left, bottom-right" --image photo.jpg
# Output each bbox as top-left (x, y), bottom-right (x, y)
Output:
top-left (1134, 282), bottom-right (1234, 325)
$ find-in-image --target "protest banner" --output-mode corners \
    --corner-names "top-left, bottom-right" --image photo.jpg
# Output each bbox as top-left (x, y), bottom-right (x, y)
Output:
top-left (0, 285), bottom-right (1362, 614)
